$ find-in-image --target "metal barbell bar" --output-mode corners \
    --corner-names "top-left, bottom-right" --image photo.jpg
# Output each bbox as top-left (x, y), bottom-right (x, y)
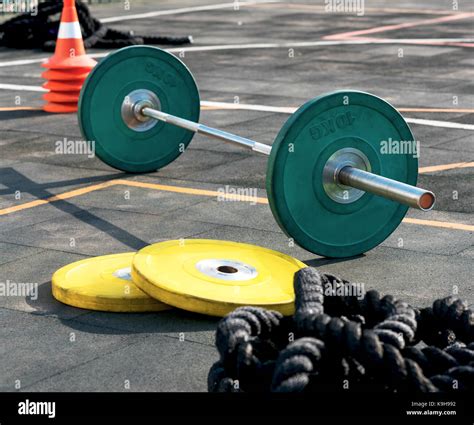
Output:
top-left (140, 105), bottom-right (435, 211)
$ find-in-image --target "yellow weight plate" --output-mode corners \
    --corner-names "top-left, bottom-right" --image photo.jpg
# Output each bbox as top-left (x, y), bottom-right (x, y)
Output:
top-left (52, 253), bottom-right (170, 313)
top-left (132, 240), bottom-right (306, 317)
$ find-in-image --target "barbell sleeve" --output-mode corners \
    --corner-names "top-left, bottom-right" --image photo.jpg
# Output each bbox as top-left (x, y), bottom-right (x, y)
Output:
top-left (338, 166), bottom-right (435, 211)
top-left (141, 106), bottom-right (434, 211)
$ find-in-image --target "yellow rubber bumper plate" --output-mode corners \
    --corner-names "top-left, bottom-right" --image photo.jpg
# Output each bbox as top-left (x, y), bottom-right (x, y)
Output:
top-left (132, 240), bottom-right (306, 317)
top-left (52, 253), bottom-right (170, 312)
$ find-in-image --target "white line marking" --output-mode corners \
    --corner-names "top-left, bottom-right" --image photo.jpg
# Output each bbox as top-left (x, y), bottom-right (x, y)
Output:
top-left (0, 38), bottom-right (472, 68)
top-left (202, 100), bottom-right (296, 113)
top-left (204, 101), bottom-right (474, 130)
top-left (405, 118), bottom-right (474, 130)
top-left (0, 58), bottom-right (47, 68)
top-left (101, 1), bottom-right (280, 23)
top-left (165, 38), bottom-right (474, 53)
top-left (203, 101), bottom-right (474, 130)
top-left (0, 83), bottom-right (46, 92)
top-left (0, 86), bottom-right (470, 130)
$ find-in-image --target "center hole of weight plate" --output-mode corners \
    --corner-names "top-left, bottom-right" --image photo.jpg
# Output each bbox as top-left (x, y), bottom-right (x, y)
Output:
top-left (113, 267), bottom-right (132, 281)
top-left (195, 259), bottom-right (258, 281)
top-left (121, 89), bottom-right (161, 133)
top-left (217, 265), bottom-right (238, 274)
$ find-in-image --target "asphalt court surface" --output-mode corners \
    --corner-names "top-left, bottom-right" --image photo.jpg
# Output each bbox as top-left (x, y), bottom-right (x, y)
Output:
top-left (0, 0), bottom-right (473, 391)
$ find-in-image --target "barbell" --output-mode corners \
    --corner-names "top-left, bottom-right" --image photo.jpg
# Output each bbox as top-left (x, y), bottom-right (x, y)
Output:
top-left (78, 46), bottom-right (435, 258)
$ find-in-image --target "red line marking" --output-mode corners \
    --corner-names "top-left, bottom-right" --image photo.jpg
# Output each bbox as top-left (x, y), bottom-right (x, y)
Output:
top-left (324, 12), bottom-right (474, 40)
top-left (346, 36), bottom-right (474, 48)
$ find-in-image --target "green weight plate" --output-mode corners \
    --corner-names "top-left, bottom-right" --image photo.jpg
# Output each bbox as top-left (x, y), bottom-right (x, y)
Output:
top-left (78, 46), bottom-right (200, 173)
top-left (267, 90), bottom-right (418, 258)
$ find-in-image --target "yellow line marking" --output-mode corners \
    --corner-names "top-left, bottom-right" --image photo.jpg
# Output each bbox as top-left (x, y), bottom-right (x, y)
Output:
top-left (419, 162), bottom-right (474, 173)
top-left (116, 179), bottom-right (269, 204)
top-left (0, 180), bottom-right (117, 216)
top-left (403, 218), bottom-right (474, 231)
top-left (0, 106), bottom-right (43, 111)
top-left (112, 180), bottom-right (474, 231)
top-left (0, 177), bottom-right (472, 232)
top-left (0, 158), bottom-right (473, 231)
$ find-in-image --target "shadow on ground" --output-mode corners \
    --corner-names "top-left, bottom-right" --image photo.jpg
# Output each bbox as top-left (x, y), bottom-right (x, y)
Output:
top-left (25, 281), bottom-right (220, 336)
top-left (1, 167), bottom-right (148, 250)
top-left (0, 109), bottom-right (47, 121)
top-left (305, 254), bottom-right (365, 267)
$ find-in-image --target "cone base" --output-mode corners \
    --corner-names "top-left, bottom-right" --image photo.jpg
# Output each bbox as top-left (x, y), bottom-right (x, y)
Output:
top-left (43, 91), bottom-right (81, 103)
top-left (43, 102), bottom-right (78, 113)
top-left (43, 80), bottom-right (85, 92)
top-left (42, 55), bottom-right (97, 70)
top-left (41, 68), bottom-right (91, 81)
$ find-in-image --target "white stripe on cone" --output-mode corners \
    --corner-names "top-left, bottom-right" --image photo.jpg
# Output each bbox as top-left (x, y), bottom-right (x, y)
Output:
top-left (57, 22), bottom-right (82, 39)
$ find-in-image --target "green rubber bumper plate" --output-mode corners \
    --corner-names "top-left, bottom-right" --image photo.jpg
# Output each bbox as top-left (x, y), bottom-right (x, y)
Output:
top-left (267, 90), bottom-right (418, 258)
top-left (78, 46), bottom-right (200, 173)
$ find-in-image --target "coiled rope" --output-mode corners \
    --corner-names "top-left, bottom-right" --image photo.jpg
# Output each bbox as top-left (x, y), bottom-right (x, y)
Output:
top-left (208, 267), bottom-right (474, 392)
top-left (0, 0), bottom-right (192, 51)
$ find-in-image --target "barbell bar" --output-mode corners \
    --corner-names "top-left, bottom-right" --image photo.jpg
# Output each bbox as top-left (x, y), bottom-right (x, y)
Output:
top-left (141, 106), bottom-right (273, 155)
top-left (78, 45), bottom-right (435, 257)
top-left (139, 105), bottom-right (434, 211)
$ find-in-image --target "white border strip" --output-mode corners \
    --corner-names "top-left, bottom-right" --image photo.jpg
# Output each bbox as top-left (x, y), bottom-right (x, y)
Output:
top-left (0, 83), bottom-right (46, 92)
top-left (0, 58), bottom-right (47, 68)
top-left (0, 85), bottom-right (471, 130)
top-left (202, 100), bottom-right (296, 114)
top-left (101, 1), bottom-right (280, 23)
top-left (405, 118), bottom-right (474, 130)
top-left (0, 38), bottom-right (472, 69)
top-left (166, 38), bottom-right (474, 53)
top-left (202, 101), bottom-right (474, 130)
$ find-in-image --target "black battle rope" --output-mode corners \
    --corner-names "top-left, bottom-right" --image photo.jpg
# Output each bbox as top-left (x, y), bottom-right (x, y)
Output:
top-left (208, 267), bottom-right (474, 392)
top-left (0, 1), bottom-right (192, 51)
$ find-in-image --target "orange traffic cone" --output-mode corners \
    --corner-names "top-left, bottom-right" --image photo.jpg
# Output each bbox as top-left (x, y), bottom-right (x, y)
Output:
top-left (42, 0), bottom-right (96, 113)
top-left (44, 91), bottom-right (83, 103)
top-left (43, 80), bottom-right (85, 92)
top-left (42, 68), bottom-right (91, 81)
top-left (42, 0), bottom-right (97, 70)
top-left (43, 102), bottom-right (79, 114)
